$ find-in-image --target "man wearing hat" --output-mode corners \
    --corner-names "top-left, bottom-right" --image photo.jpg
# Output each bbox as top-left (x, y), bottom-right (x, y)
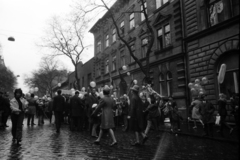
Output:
top-left (129, 85), bottom-right (147, 146)
top-left (53, 90), bottom-right (65, 133)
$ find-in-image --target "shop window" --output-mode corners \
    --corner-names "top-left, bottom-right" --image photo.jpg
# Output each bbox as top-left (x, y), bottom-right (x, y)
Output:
top-left (157, 28), bottom-right (163, 50)
top-left (164, 24), bottom-right (171, 46)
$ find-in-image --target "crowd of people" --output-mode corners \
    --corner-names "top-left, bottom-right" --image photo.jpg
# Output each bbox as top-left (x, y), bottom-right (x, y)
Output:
top-left (0, 84), bottom-right (239, 146)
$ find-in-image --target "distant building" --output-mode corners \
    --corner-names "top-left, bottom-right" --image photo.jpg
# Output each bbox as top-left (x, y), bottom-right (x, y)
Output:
top-left (68, 58), bottom-right (95, 90)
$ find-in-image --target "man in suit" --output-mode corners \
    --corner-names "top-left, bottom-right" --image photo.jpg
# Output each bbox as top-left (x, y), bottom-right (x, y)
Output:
top-left (70, 91), bottom-right (85, 131)
top-left (53, 90), bottom-right (65, 133)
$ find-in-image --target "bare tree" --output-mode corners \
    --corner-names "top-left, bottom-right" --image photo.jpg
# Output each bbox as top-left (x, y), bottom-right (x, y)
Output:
top-left (77, 0), bottom-right (155, 85)
top-left (24, 57), bottom-right (68, 97)
top-left (41, 15), bottom-right (90, 90)
top-left (0, 67), bottom-right (17, 93)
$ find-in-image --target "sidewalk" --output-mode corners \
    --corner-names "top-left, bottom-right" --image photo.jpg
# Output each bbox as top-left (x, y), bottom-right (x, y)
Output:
top-left (158, 120), bottom-right (239, 144)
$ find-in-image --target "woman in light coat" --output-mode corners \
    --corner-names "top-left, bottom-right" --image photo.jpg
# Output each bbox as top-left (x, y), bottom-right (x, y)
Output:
top-left (10, 89), bottom-right (28, 145)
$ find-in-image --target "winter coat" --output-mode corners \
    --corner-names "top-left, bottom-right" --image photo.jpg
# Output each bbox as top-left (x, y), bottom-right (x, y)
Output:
top-left (10, 98), bottom-right (28, 114)
top-left (199, 101), bottom-right (215, 124)
top-left (218, 99), bottom-right (228, 116)
top-left (92, 95), bottom-right (115, 129)
top-left (26, 98), bottom-right (36, 115)
top-left (129, 93), bottom-right (144, 132)
top-left (70, 95), bottom-right (85, 117)
top-left (53, 95), bottom-right (65, 112)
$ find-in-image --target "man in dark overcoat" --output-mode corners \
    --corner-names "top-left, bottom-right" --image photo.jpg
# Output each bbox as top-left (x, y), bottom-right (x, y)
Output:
top-left (70, 91), bottom-right (85, 131)
top-left (53, 90), bottom-right (65, 133)
top-left (129, 85), bottom-right (147, 146)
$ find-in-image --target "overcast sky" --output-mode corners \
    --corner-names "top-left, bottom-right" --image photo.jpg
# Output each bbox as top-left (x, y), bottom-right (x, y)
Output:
top-left (0, 0), bottom-right (103, 93)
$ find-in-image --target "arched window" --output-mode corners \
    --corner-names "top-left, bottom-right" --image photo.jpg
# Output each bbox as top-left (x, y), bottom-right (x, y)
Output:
top-left (159, 73), bottom-right (165, 95)
top-left (217, 51), bottom-right (239, 99)
top-left (167, 72), bottom-right (173, 97)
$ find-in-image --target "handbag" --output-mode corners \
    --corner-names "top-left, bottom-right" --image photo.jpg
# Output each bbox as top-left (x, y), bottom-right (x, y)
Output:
top-left (215, 115), bottom-right (221, 126)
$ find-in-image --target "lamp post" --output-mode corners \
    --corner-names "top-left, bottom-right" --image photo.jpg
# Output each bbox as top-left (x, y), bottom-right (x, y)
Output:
top-left (0, 34), bottom-right (15, 41)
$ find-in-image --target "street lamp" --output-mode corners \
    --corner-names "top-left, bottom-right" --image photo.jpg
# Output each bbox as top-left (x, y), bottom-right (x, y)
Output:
top-left (0, 34), bottom-right (15, 41)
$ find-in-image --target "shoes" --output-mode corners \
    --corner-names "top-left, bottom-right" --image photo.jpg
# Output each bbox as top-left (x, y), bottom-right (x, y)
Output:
top-left (142, 136), bottom-right (148, 145)
top-left (230, 128), bottom-right (234, 134)
top-left (31, 123), bottom-right (36, 125)
top-left (110, 141), bottom-right (118, 146)
top-left (131, 142), bottom-right (140, 146)
top-left (193, 126), bottom-right (197, 129)
top-left (94, 141), bottom-right (100, 145)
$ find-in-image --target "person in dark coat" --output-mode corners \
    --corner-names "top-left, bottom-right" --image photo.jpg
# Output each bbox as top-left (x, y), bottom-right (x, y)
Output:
top-left (199, 94), bottom-right (215, 137)
top-left (217, 93), bottom-right (233, 137)
top-left (168, 96), bottom-right (181, 133)
top-left (92, 85), bottom-right (117, 146)
top-left (231, 93), bottom-right (239, 131)
top-left (85, 88), bottom-right (99, 133)
top-left (26, 94), bottom-right (36, 126)
top-left (53, 90), bottom-right (65, 133)
top-left (70, 91), bottom-right (85, 131)
top-left (141, 93), bottom-right (150, 130)
top-left (129, 85), bottom-right (147, 146)
top-left (1, 92), bottom-right (11, 127)
top-left (120, 95), bottom-right (130, 132)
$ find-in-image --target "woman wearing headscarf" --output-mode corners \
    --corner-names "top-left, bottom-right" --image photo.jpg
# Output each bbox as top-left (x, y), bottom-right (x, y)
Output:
top-left (92, 85), bottom-right (117, 146)
top-left (10, 89), bottom-right (28, 145)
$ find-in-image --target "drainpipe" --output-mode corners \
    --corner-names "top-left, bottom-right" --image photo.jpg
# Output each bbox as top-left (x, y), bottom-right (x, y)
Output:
top-left (180, 0), bottom-right (190, 118)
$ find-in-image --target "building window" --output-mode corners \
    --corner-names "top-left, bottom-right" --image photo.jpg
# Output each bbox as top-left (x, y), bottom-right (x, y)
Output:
top-left (97, 41), bottom-right (101, 53)
top-left (157, 28), bottom-right (163, 50)
top-left (141, 1), bottom-right (147, 22)
top-left (105, 59), bottom-right (109, 74)
top-left (112, 55), bottom-right (117, 71)
top-left (120, 21), bottom-right (125, 35)
top-left (157, 24), bottom-right (171, 50)
top-left (156, 0), bottom-right (169, 9)
top-left (164, 24), bottom-right (171, 46)
top-left (98, 63), bottom-right (101, 76)
top-left (120, 51), bottom-right (126, 66)
top-left (159, 73), bottom-right (165, 95)
top-left (217, 51), bottom-right (239, 99)
top-left (105, 35), bottom-right (109, 48)
top-left (167, 72), bottom-right (173, 97)
top-left (130, 45), bottom-right (135, 63)
top-left (141, 38), bottom-right (148, 58)
top-left (129, 13), bottom-right (135, 30)
top-left (112, 28), bottom-right (116, 43)
top-left (204, 0), bottom-right (239, 28)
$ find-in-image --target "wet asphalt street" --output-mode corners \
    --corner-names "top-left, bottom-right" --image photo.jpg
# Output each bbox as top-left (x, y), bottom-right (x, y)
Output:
top-left (0, 118), bottom-right (239, 160)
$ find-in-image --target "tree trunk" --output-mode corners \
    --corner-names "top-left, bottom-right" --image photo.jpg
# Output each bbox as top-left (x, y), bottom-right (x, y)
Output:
top-left (74, 65), bottom-right (80, 90)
